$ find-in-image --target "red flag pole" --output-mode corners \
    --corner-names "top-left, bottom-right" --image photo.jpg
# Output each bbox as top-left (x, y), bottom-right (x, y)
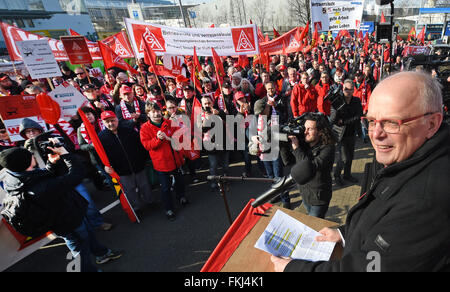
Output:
top-left (77, 108), bottom-right (140, 223)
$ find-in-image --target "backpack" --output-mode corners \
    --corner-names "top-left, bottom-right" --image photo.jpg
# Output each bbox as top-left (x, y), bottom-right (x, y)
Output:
top-left (1, 189), bottom-right (52, 238)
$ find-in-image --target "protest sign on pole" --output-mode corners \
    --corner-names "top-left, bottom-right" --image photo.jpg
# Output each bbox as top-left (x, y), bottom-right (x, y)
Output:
top-left (60, 36), bottom-right (93, 65)
top-left (0, 95), bottom-right (47, 142)
top-left (310, 0), bottom-right (365, 32)
top-left (124, 18), bottom-right (259, 57)
top-left (48, 85), bottom-right (86, 121)
top-left (16, 40), bottom-right (62, 80)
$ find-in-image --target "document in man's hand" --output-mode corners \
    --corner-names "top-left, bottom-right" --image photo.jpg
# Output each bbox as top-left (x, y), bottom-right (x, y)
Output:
top-left (254, 210), bottom-right (335, 262)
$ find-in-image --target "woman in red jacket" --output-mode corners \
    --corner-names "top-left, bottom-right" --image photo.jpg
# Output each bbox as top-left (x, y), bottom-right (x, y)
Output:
top-left (140, 101), bottom-right (188, 221)
top-left (315, 72), bottom-right (332, 116)
top-left (290, 72), bottom-right (318, 118)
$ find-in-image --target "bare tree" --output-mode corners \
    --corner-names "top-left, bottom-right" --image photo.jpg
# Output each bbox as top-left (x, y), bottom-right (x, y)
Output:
top-left (252, 0), bottom-right (267, 31)
top-left (287, 0), bottom-right (310, 26)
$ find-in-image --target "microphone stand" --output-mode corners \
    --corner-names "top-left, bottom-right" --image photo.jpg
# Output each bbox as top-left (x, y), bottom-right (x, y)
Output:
top-left (207, 176), bottom-right (276, 225)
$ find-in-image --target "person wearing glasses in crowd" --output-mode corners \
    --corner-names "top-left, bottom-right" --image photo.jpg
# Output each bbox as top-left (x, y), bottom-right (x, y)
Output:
top-left (272, 71), bottom-right (450, 272)
top-left (331, 79), bottom-right (363, 186)
top-left (74, 67), bottom-right (102, 89)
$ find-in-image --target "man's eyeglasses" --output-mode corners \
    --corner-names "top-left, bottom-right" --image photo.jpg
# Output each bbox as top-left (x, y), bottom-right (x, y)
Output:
top-left (361, 113), bottom-right (435, 134)
top-left (76, 72), bottom-right (85, 75)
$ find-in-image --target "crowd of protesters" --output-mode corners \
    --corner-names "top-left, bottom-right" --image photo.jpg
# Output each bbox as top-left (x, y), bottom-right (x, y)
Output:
top-left (0, 30), bottom-right (447, 225)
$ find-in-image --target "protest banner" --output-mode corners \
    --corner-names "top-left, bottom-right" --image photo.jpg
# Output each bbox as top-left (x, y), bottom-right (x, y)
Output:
top-left (16, 40), bottom-right (62, 80)
top-left (0, 95), bottom-right (47, 142)
top-left (0, 22), bottom-right (68, 61)
top-left (60, 36), bottom-right (93, 65)
top-left (124, 18), bottom-right (259, 57)
top-left (310, 0), bottom-right (365, 32)
top-left (259, 27), bottom-right (302, 56)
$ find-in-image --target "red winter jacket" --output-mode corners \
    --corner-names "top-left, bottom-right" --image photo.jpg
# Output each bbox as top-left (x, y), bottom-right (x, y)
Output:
top-left (315, 81), bottom-right (331, 116)
top-left (353, 80), bottom-right (372, 113)
top-left (140, 119), bottom-right (185, 173)
top-left (290, 83), bottom-right (318, 117)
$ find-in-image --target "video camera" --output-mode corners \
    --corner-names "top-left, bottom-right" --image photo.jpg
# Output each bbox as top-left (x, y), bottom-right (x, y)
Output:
top-left (324, 83), bottom-right (346, 112)
top-left (277, 115), bottom-right (307, 142)
top-left (31, 131), bottom-right (66, 156)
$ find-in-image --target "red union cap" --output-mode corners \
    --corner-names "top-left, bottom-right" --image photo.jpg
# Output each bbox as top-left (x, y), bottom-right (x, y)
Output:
top-left (120, 85), bottom-right (132, 95)
top-left (100, 111), bottom-right (116, 120)
top-left (176, 75), bottom-right (189, 84)
top-left (234, 91), bottom-right (245, 100)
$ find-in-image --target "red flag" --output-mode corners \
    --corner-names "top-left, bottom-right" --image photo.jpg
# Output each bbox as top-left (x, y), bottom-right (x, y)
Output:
top-left (193, 46), bottom-right (202, 73)
top-left (238, 55), bottom-right (249, 69)
top-left (191, 47), bottom-right (203, 94)
top-left (273, 27), bottom-right (281, 38)
top-left (77, 109), bottom-right (139, 223)
top-left (334, 33), bottom-right (342, 50)
top-left (358, 30), bottom-right (363, 42)
top-left (211, 47), bottom-right (225, 85)
top-left (295, 22), bottom-right (309, 52)
top-left (407, 26), bottom-right (416, 42)
top-left (191, 94), bottom-right (202, 125)
top-left (264, 33), bottom-right (270, 42)
top-left (98, 41), bottom-right (138, 75)
top-left (417, 26), bottom-right (426, 45)
top-left (141, 38), bottom-right (157, 70)
top-left (311, 23), bottom-right (319, 48)
top-left (209, 24), bottom-right (215, 28)
top-left (200, 199), bottom-right (272, 272)
top-left (257, 27), bottom-right (265, 43)
top-left (380, 12), bottom-right (387, 23)
top-left (100, 31), bottom-right (134, 58)
top-left (363, 32), bottom-right (370, 54)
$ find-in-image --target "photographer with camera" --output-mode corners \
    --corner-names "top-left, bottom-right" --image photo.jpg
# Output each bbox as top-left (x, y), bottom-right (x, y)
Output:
top-left (331, 79), bottom-right (363, 186)
top-left (288, 112), bottom-right (335, 218)
top-left (0, 143), bottom-right (121, 272)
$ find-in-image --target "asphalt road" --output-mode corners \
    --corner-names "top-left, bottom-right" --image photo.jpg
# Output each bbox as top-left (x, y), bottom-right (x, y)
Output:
top-left (5, 155), bottom-right (275, 272)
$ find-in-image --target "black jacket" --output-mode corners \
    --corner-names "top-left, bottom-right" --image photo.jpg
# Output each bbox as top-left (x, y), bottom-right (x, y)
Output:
top-left (330, 96), bottom-right (363, 138)
top-left (3, 154), bottom-right (88, 237)
top-left (98, 123), bottom-right (149, 176)
top-left (285, 123), bottom-right (450, 272)
top-left (292, 142), bottom-right (335, 206)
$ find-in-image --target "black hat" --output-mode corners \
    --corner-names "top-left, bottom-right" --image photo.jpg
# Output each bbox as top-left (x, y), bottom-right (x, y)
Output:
top-left (222, 81), bottom-right (232, 88)
top-left (183, 84), bottom-right (194, 91)
top-left (82, 84), bottom-right (97, 91)
top-left (0, 147), bottom-right (33, 172)
top-left (149, 84), bottom-right (161, 95)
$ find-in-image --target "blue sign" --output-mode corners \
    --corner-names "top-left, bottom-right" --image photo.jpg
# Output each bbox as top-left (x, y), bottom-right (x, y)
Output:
top-left (189, 11), bottom-right (196, 19)
top-left (359, 22), bottom-right (375, 34)
top-left (132, 10), bottom-right (139, 19)
top-left (445, 21), bottom-right (450, 37)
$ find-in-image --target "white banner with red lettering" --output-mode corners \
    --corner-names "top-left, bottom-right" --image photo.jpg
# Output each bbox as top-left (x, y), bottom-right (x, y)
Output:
top-left (124, 18), bottom-right (259, 58)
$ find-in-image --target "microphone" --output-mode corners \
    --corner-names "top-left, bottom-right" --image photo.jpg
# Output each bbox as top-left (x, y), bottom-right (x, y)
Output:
top-left (251, 175), bottom-right (295, 208)
top-left (251, 158), bottom-right (316, 208)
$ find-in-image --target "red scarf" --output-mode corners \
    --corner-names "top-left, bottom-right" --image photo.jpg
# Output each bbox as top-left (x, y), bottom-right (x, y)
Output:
top-left (120, 99), bottom-right (141, 120)
top-left (80, 120), bottom-right (105, 144)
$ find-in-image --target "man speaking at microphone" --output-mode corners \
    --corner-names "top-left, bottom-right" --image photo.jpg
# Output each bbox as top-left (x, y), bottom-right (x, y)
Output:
top-left (272, 71), bottom-right (450, 272)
